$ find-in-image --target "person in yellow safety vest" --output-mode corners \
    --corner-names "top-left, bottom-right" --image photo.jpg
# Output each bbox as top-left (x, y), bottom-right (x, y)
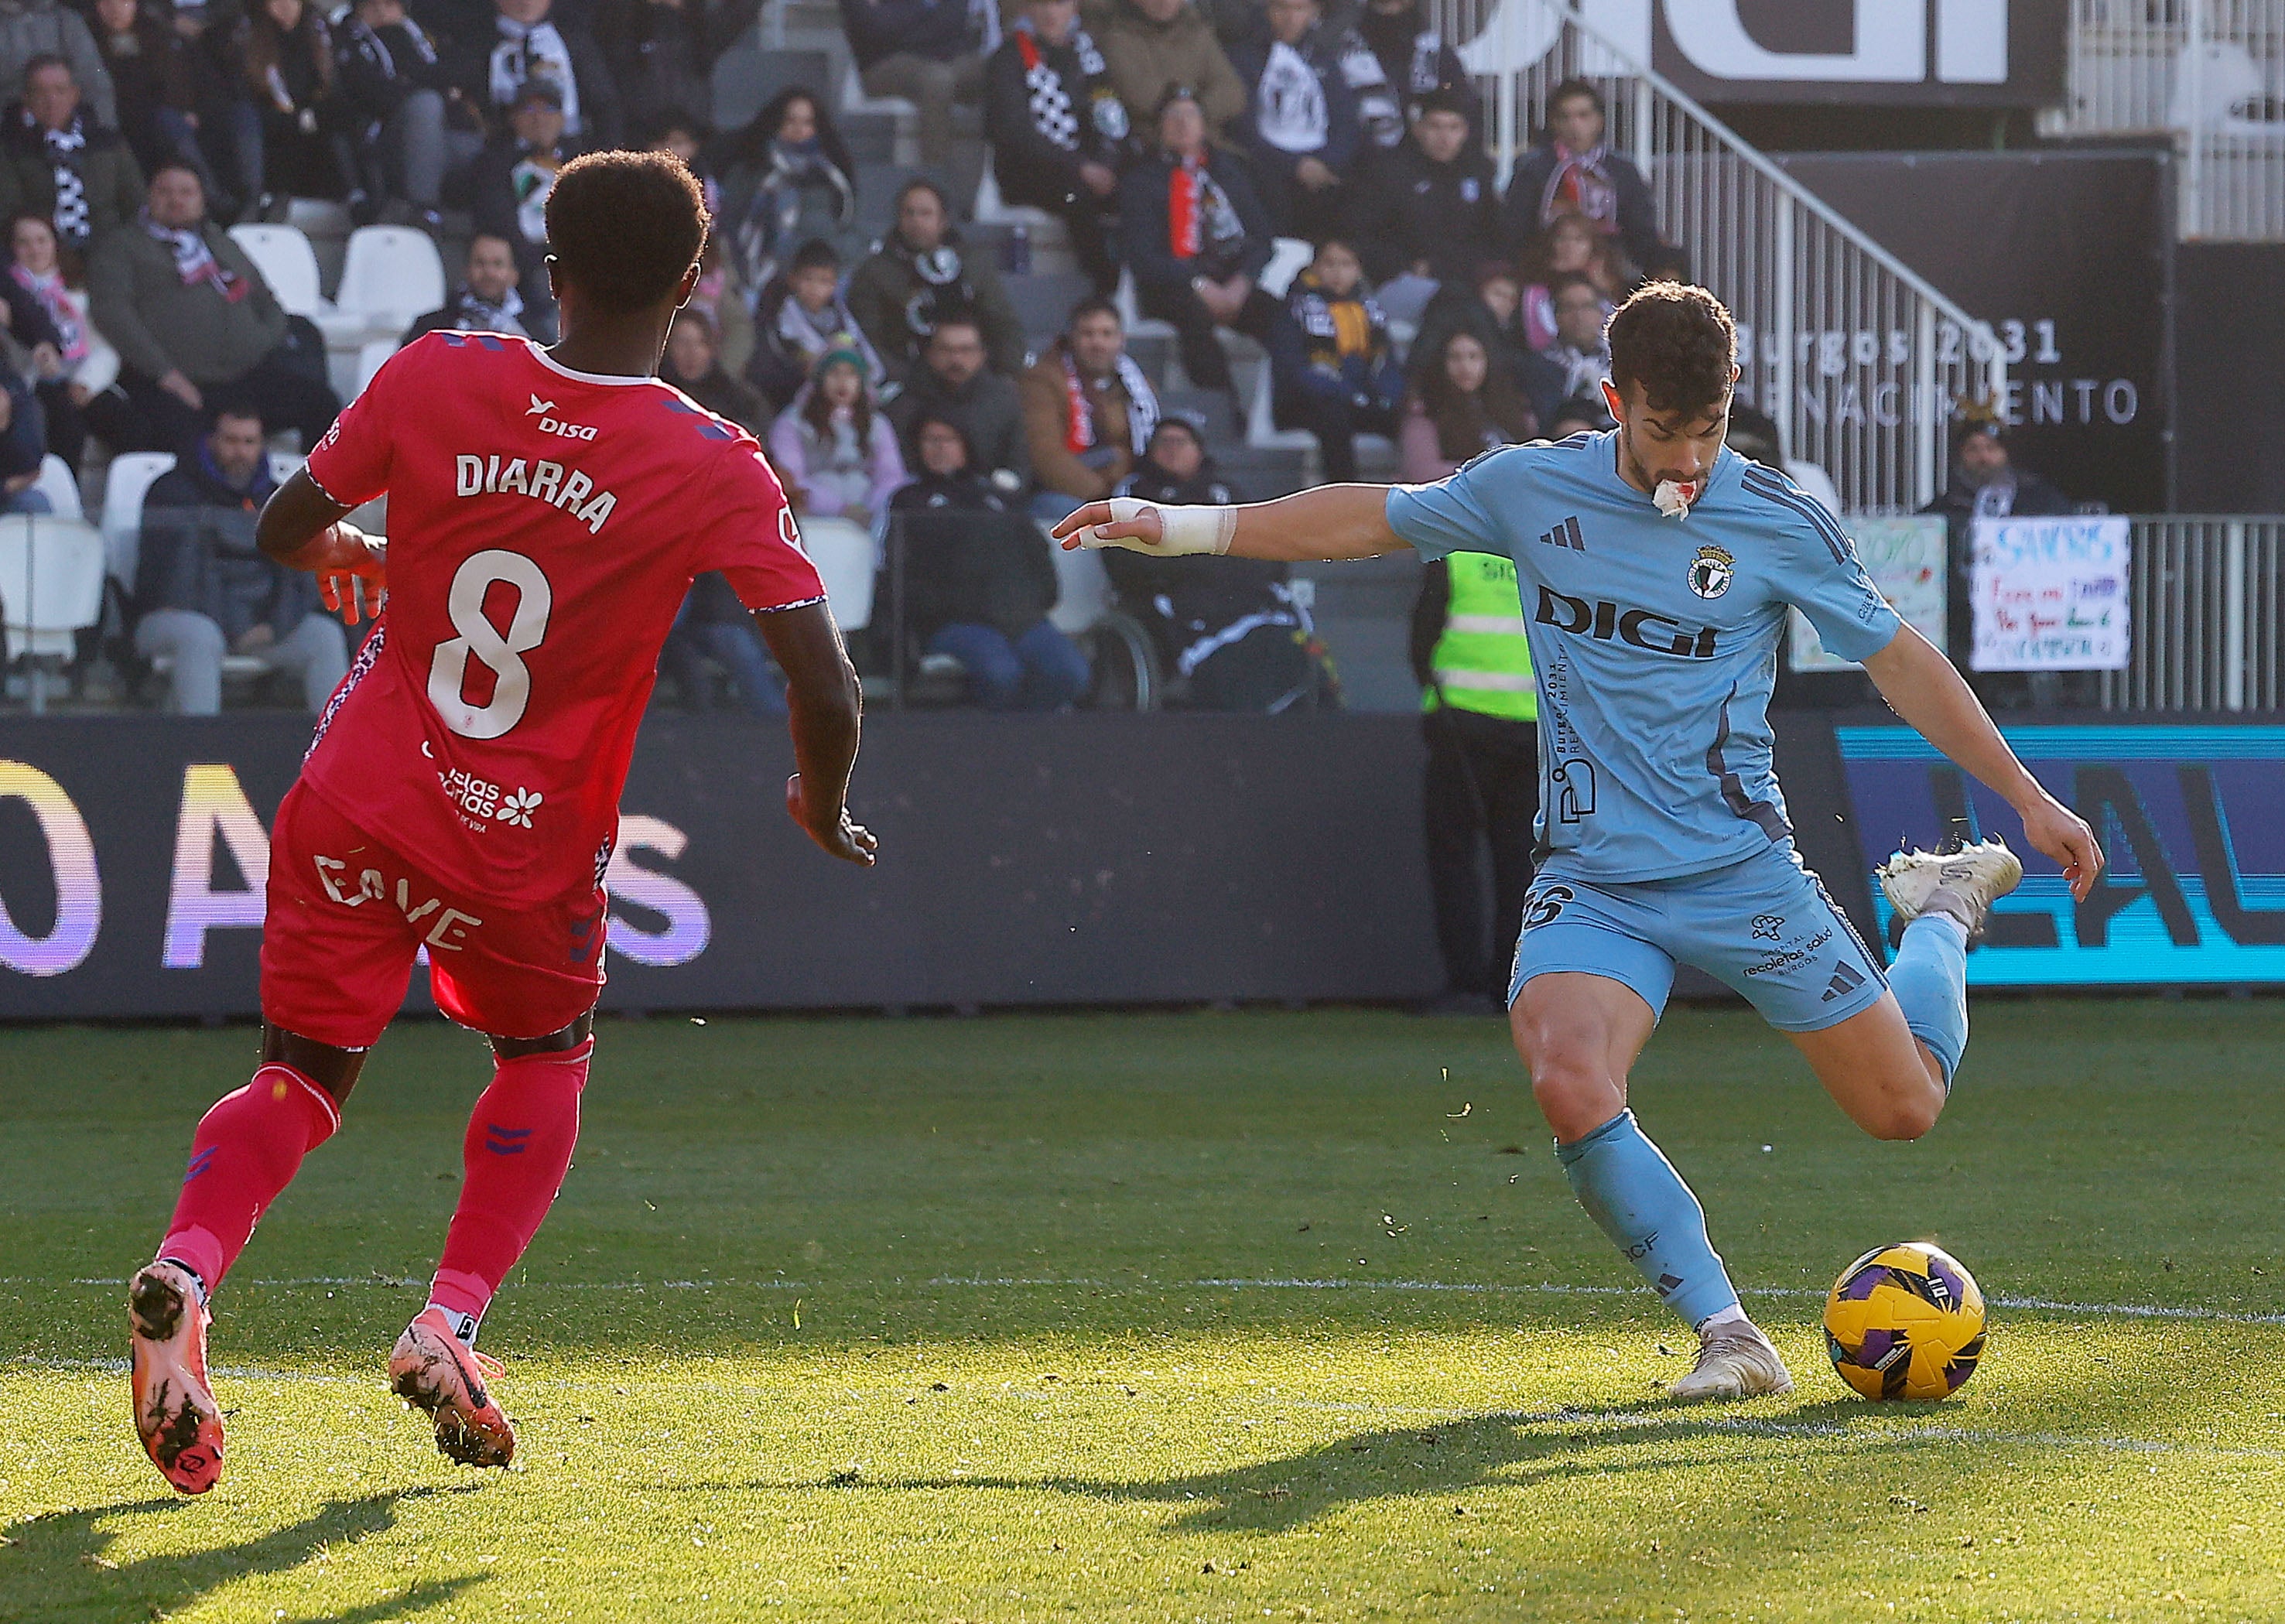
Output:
top-left (1409, 548), bottom-right (1540, 1014)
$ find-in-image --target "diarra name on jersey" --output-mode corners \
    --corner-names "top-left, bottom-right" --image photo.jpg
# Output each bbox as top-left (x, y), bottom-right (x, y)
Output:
top-left (454, 453), bottom-right (619, 534)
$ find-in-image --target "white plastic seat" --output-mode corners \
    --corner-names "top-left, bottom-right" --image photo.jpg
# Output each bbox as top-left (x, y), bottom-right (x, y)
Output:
top-left (974, 166), bottom-right (1059, 230)
top-left (30, 453), bottom-right (81, 521)
top-left (1112, 268), bottom-right (1177, 344)
top-left (353, 337), bottom-right (399, 397)
top-left (227, 223), bottom-right (331, 323)
top-left (797, 514), bottom-right (875, 633)
top-left (0, 514), bottom-right (105, 710)
top-left (1045, 521), bottom-right (1110, 634)
top-left (329, 226), bottom-right (446, 345)
top-left (98, 451), bottom-right (176, 590)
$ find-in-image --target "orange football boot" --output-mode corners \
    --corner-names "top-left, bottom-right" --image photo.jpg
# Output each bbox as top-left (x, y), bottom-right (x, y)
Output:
top-left (388, 1308), bottom-right (515, 1467)
top-left (128, 1260), bottom-right (225, 1495)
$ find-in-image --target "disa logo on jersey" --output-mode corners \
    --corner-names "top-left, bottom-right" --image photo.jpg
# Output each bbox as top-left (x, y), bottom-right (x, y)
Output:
top-left (526, 393), bottom-right (597, 441)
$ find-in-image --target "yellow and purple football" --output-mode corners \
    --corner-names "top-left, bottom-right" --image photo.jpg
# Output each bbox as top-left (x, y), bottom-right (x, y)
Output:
top-left (1823, 1241), bottom-right (1987, 1400)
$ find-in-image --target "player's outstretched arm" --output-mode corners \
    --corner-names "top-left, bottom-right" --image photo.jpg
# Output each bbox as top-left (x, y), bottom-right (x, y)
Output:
top-left (753, 601), bottom-right (877, 868)
top-left (1048, 484), bottom-right (1403, 563)
top-left (1859, 624), bottom-right (2105, 900)
top-left (257, 469), bottom-right (388, 623)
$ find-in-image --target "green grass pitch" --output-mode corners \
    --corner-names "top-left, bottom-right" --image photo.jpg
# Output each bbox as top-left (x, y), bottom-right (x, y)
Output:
top-left (5, 999), bottom-right (2285, 1622)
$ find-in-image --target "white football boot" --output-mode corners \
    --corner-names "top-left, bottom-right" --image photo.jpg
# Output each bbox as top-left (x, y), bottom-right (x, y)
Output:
top-left (1666, 1321), bottom-right (1794, 1402)
top-left (1875, 836), bottom-right (2024, 943)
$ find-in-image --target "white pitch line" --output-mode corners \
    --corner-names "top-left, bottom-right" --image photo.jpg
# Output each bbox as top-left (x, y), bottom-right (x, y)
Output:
top-left (12, 1275), bottom-right (2285, 1328)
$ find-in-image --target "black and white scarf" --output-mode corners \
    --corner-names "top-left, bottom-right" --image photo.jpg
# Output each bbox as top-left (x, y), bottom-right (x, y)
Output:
top-left (450, 283), bottom-right (527, 336)
top-left (143, 210), bottom-right (248, 299)
top-left (36, 112), bottom-right (88, 244)
top-left (1014, 18), bottom-right (1124, 152)
top-left (1059, 342), bottom-right (1158, 456)
top-left (490, 15), bottom-right (581, 132)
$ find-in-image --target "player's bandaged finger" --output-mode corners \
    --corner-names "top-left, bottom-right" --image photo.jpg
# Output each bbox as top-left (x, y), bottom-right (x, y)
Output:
top-left (1081, 496), bottom-right (1236, 556)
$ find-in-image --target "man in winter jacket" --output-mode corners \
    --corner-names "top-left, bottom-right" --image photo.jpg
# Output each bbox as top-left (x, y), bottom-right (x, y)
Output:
top-left (1020, 294), bottom-right (1156, 519)
top-left (983, 0), bottom-right (1131, 292)
top-left (839, 0), bottom-right (984, 162)
top-left (889, 409), bottom-right (1090, 710)
top-left (335, 0), bottom-right (479, 227)
top-left (1094, 0), bottom-right (1244, 143)
top-left (0, 54), bottom-right (141, 250)
top-left (1227, 0), bottom-right (1356, 241)
top-left (1340, 88), bottom-right (1499, 300)
top-left (846, 177), bottom-right (1026, 388)
top-left (402, 231), bottom-right (552, 343)
top-left (886, 315), bottom-right (1031, 492)
top-left (0, 0), bottom-right (115, 132)
top-left (1501, 77), bottom-right (1659, 269)
top-left (89, 161), bottom-right (340, 453)
top-left (132, 403), bottom-right (349, 714)
top-left (1107, 415), bottom-right (1330, 711)
top-left (1117, 86), bottom-right (1282, 401)
top-left (447, 0), bottom-right (621, 147)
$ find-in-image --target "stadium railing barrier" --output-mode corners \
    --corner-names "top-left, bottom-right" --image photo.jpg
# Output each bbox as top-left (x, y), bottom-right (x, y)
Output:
top-left (2102, 517), bottom-right (2285, 713)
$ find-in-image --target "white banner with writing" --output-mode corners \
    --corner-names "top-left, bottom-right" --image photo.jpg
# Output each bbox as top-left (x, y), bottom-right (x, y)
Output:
top-left (1968, 515), bottom-right (2130, 671)
top-left (1788, 514), bottom-right (1949, 672)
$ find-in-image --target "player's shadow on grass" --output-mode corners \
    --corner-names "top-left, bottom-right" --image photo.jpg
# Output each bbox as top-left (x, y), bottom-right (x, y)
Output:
top-left (2, 1483), bottom-right (487, 1622)
top-left (783, 1397), bottom-right (1934, 1534)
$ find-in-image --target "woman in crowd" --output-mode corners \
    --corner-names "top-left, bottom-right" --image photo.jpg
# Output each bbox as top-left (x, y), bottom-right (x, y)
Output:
top-left (766, 347), bottom-right (905, 528)
top-left (1518, 209), bottom-right (1623, 351)
top-left (1398, 325), bottom-right (1534, 484)
top-left (6, 213), bottom-right (133, 467)
top-left (718, 86), bottom-right (857, 294)
top-left (233, 0), bottom-right (357, 208)
top-left (660, 306), bottom-right (767, 432)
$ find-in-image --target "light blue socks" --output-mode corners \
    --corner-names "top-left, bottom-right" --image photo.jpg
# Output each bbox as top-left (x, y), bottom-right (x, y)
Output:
top-left (1556, 1109), bottom-right (1740, 1328)
top-left (1886, 913), bottom-right (1971, 1087)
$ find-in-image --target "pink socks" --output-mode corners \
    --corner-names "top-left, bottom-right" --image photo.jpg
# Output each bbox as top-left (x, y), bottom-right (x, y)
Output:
top-left (159, 1065), bottom-right (342, 1293)
top-left (427, 1041), bottom-right (592, 1330)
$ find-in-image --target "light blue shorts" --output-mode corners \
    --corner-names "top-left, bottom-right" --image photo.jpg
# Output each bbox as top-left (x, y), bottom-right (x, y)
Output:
top-left (1507, 843), bottom-right (1889, 1032)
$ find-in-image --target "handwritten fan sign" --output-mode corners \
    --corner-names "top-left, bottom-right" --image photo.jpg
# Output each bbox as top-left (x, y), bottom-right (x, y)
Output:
top-left (1788, 515), bottom-right (1948, 672)
top-left (1969, 515), bottom-right (2129, 671)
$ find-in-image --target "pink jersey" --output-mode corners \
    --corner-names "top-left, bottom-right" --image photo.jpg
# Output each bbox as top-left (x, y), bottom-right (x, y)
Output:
top-left (300, 331), bottom-right (825, 906)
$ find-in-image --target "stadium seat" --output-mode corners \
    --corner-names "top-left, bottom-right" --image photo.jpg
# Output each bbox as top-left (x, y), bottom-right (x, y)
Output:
top-left (227, 224), bottom-right (331, 323)
top-left (98, 451), bottom-right (176, 590)
top-left (799, 514), bottom-right (875, 632)
top-left (30, 454), bottom-right (81, 521)
top-left (1045, 524), bottom-right (1109, 635)
top-left (353, 337), bottom-right (399, 398)
top-left (0, 514), bottom-right (105, 711)
top-left (330, 227), bottom-right (446, 346)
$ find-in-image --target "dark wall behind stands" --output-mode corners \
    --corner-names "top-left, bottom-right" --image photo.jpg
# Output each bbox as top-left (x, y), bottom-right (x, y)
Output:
top-left (1774, 150), bottom-right (2169, 516)
top-left (2, 713), bottom-right (2280, 1019)
top-left (2173, 244), bottom-right (2285, 514)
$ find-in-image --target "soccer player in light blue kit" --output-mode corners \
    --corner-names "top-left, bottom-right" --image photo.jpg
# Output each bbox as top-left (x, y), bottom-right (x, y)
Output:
top-left (1054, 284), bottom-right (2105, 1399)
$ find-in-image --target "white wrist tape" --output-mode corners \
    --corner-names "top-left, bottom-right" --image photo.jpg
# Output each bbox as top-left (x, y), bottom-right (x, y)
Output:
top-left (1087, 496), bottom-right (1237, 556)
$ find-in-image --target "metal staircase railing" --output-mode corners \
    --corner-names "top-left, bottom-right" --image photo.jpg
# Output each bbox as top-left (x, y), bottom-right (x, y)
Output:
top-left (1429, 0), bottom-right (2005, 515)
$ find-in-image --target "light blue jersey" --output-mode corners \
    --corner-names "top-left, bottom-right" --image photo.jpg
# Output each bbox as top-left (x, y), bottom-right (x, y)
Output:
top-left (1387, 430), bottom-right (1902, 882)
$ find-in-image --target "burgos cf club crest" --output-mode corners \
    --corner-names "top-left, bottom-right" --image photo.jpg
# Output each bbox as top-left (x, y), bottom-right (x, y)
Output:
top-left (1687, 544), bottom-right (1735, 600)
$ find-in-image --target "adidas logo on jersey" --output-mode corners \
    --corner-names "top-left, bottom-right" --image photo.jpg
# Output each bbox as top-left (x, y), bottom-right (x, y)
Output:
top-left (1538, 516), bottom-right (1585, 552)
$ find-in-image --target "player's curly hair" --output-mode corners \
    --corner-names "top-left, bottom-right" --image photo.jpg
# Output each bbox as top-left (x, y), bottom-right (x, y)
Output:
top-left (545, 151), bottom-right (710, 316)
top-left (1606, 281), bottom-right (1736, 420)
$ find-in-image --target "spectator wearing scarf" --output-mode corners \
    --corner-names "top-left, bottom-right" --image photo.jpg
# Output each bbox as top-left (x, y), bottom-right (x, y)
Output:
top-left (1020, 294), bottom-right (1157, 518)
top-left (720, 86), bottom-right (855, 296)
top-left (983, 0), bottom-right (1132, 292)
top-left (87, 161), bottom-right (340, 453)
top-left (450, 0), bottom-right (621, 146)
top-left (1272, 238), bottom-right (1401, 483)
top-left (1501, 77), bottom-right (1661, 269)
top-left (845, 177), bottom-right (1025, 389)
top-left (1228, 0), bottom-right (1356, 241)
top-left (5, 208), bottom-right (135, 468)
top-left (0, 54), bottom-right (142, 250)
top-left (747, 236), bottom-right (882, 413)
top-left (335, 0), bottom-right (476, 226)
top-left (1342, 0), bottom-right (1470, 149)
top-left (402, 230), bottom-right (552, 344)
top-left (1116, 85), bottom-right (1281, 402)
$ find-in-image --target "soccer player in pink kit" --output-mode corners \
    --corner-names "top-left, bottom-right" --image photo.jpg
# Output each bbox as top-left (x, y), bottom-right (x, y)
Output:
top-left (127, 152), bottom-right (877, 1495)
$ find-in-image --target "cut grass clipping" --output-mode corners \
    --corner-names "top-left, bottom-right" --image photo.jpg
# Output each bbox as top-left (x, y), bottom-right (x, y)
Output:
top-left (5, 1000), bottom-right (2284, 1621)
